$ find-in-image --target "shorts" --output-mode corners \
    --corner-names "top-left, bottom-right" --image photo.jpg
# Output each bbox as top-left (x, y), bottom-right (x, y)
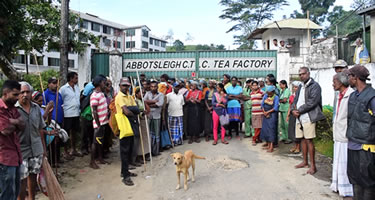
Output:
top-left (94, 126), bottom-right (105, 145)
top-left (20, 155), bottom-right (43, 180)
top-left (295, 122), bottom-right (316, 139)
top-left (64, 117), bottom-right (80, 132)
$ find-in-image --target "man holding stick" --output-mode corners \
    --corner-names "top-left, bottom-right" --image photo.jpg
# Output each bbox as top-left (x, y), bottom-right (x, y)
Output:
top-left (115, 78), bottom-right (138, 186)
top-left (0, 80), bottom-right (25, 200)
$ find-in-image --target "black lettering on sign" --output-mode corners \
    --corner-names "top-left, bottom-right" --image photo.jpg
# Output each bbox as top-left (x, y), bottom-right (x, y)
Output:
top-left (175, 61), bottom-right (181, 68)
top-left (218, 60), bottom-right (224, 68)
top-left (149, 61), bottom-right (154, 69)
top-left (214, 60), bottom-right (219, 68)
top-left (182, 61), bottom-right (188, 68)
top-left (267, 60), bottom-right (273, 68)
top-left (190, 61), bottom-right (195, 69)
top-left (254, 60), bottom-right (261, 68)
top-left (237, 60), bottom-right (242, 68)
top-left (243, 60), bottom-right (249, 68)
top-left (125, 62), bottom-right (131, 69)
top-left (202, 60), bottom-right (208, 68)
top-left (224, 60), bottom-right (230, 68)
top-left (142, 62), bottom-right (149, 69)
top-left (170, 61), bottom-right (175, 68)
top-left (233, 60), bottom-right (238, 68)
top-left (261, 60), bottom-right (267, 68)
top-left (163, 61), bottom-right (168, 68)
top-left (250, 60), bottom-right (255, 68)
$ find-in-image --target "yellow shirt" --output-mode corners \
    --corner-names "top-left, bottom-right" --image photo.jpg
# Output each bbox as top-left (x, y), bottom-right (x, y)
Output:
top-left (115, 91), bottom-right (136, 115)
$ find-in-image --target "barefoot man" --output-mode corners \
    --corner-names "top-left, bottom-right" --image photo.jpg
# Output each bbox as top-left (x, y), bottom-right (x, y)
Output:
top-left (291, 67), bottom-right (325, 174)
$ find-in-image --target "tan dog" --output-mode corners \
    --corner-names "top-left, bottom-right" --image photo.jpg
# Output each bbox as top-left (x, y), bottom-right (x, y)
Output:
top-left (170, 150), bottom-right (205, 191)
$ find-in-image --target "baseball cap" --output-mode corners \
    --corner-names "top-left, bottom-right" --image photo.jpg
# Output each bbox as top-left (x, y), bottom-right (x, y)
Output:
top-left (48, 77), bottom-right (57, 84)
top-left (348, 65), bottom-right (370, 81)
top-left (119, 78), bottom-right (131, 86)
top-left (333, 60), bottom-right (348, 68)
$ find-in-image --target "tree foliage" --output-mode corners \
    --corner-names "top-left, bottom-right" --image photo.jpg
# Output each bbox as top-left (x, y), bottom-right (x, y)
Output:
top-left (172, 40), bottom-right (185, 51)
top-left (167, 42), bottom-right (227, 51)
top-left (23, 69), bottom-right (59, 92)
top-left (219, 0), bottom-right (288, 49)
top-left (0, 0), bottom-right (99, 80)
top-left (351, 0), bottom-right (375, 9)
top-left (324, 6), bottom-right (362, 37)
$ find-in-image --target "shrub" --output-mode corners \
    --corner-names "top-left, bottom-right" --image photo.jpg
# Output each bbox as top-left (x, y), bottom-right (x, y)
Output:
top-left (316, 105), bottom-right (333, 141)
top-left (23, 69), bottom-right (59, 92)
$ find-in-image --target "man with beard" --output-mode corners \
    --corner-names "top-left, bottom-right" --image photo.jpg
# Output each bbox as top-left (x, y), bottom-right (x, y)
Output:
top-left (0, 80), bottom-right (25, 200)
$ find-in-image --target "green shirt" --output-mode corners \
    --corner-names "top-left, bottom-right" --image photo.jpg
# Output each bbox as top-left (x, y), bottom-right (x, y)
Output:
top-left (279, 88), bottom-right (291, 112)
top-left (243, 87), bottom-right (252, 110)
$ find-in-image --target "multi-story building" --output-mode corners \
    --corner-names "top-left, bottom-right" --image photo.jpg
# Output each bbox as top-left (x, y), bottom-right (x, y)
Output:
top-left (12, 10), bottom-right (167, 74)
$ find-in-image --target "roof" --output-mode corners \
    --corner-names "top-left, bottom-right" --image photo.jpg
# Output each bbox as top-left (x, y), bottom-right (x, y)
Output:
top-left (150, 34), bottom-right (167, 42)
top-left (71, 10), bottom-right (127, 29)
top-left (123, 25), bottom-right (151, 31)
top-left (247, 18), bottom-right (323, 39)
top-left (357, 4), bottom-right (375, 15)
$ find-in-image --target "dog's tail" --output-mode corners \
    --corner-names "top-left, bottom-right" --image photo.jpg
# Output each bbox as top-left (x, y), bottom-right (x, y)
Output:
top-left (193, 154), bottom-right (206, 160)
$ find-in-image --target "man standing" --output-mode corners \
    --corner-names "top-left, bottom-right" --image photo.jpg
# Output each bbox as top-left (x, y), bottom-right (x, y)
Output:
top-left (330, 72), bottom-right (354, 198)
top-left (332, 60), bottom-right (349, 121)
top-left (89, 76), bottom-right (109, 169)
top-left (144, 81), bottom-right (164, 156)
top-left (292, 67), bottom-right (325, 175)
top-left (115, 78), bottom-right (138, 186)
top-left (60, 72), bottom-right (82, 157)
top-left (353, 38), bottom-right (370, 64)
top-left (0, 80), bottom-right (24, 200)
top-left (166, 85), bottom-right (185, 145)
top-left (16, 82), bottom-right (50, 200)
top-left (347, 65), bottom-right (375, 200)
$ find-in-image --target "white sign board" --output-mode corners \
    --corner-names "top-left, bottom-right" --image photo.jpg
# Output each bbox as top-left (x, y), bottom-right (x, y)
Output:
top-left (199, 57), bottom-right (275, 71)
top-left (124, 58), bottom-right (195, 71)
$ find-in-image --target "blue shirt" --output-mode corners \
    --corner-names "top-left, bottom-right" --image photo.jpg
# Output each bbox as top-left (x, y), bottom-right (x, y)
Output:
top-left (83, 82), bottom-right (95, 96)
top-left (261, 94), bottom-right (280, 111)
top-left (226, 85), bottom-right (243, 108)
top-left (43, 89), bottom-right (64, 124)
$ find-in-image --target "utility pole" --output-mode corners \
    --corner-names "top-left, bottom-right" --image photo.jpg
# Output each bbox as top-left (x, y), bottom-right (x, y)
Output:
top-left (60, 0), bottom-right (69, 85)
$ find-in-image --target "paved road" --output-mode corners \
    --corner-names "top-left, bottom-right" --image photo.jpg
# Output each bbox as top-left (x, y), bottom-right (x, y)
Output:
top-left (37, 138), bottom-right (339, 200)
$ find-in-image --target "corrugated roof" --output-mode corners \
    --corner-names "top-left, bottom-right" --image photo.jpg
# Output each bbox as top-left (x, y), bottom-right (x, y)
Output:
top-left (357, 4), bottom-right (375, 15)
top-left (247, 18), bottom-right (323, 39)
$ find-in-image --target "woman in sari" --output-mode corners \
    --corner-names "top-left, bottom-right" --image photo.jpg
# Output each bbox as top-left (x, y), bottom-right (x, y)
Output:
top-left (260, 86), bottom-right (279, 152)
top-left (286, 81), bottom-right (302, 153)
top-left (212, 83), bottom-right (229, 145)
top-left (186, 81), bottom-right (202, 144)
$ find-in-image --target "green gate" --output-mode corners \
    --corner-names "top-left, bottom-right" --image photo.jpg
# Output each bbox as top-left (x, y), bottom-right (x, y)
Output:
top-left (91, 53), bottom-right (109, 78)
top-left (122, 50), bottom-right (277, 79)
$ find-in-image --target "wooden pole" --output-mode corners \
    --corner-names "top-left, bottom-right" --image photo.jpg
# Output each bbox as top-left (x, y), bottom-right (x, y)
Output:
top-left (54, 78), bottom-right (61, 178)
top-left (136, 71), bottom-right (153, 166)
top-left (60, 0), bottom-right (69, 85)
top-left (129, 77), bottom-right (147, 171)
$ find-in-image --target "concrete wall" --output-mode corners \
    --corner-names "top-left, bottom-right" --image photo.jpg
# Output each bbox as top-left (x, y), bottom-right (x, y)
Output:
top-left (306, 38), bottom-right (336, 70)
top-left (78, 47), bottom-right (91, 90)
top-left (109, 50), bottom-right (123, 93)
top-left (371, 15), bottom-right (375, 62)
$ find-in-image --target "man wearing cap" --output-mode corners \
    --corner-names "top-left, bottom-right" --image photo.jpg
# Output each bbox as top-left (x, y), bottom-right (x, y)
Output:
top-left (43, 77), bottom-right (66, 164)
top-left (346, 65), bottom-right (375, 199)
top-left (115, 78), bottom-right (138, 186)
top-left (292, 67), bottom-right (325, 175)
top-left (332, 60), bottom-right (349, 121)
top-left (60, 72), bottom-right (82, 157)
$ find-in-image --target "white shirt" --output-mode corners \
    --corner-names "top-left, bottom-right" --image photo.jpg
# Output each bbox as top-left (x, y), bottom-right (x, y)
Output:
top-left (296, 79), bottom-right (311, 124)
top-left (166, 92), bottom-right (184, 117)
top-left (59, 83), bottom-right (81, 117)
top-left (333, 87), bottom-right (354, 142)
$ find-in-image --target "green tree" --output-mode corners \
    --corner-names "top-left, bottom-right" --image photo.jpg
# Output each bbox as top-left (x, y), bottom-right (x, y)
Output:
top-left (219, 0), bottom-right (288, 49)
top-left (23, 69), bottom-right (59, 92)
top-left (324, 6), bottom-right (362, 37)
top-left (290, 0), bottom-right (336, 37)
top-left (351, 0), bottom-right (375, 9)
top-left (173, 40), bottom-right (185, 51)
top-left (0, 0), bottom-right (99, 80)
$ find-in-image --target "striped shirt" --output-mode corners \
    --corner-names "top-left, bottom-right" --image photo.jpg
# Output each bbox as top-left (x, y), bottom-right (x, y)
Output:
top-left (251, 90), bottom-right (264, 115)
top-left (90, 90), bottom-right (109, 128)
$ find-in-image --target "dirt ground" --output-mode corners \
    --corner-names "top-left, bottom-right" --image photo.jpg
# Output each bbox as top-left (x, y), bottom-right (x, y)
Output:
top-left (37, 137), bottom-right (340, 200)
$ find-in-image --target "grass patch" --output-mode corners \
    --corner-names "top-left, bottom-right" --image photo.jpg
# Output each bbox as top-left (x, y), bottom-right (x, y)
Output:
top-left (314, 139), bottom-right (334, 158)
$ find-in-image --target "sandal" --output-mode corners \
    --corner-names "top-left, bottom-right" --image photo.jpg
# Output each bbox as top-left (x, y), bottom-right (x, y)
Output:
top-left (221, 140), bottom-right (229, 144)
top-left (289, 147), bottom-right (296, 153)
top-left (212, 141), bottom-right (217, 145)
top-left (64, 154), bottom-right (75, 161)
top-left (252, 141), bottom-right (257, 146)
top-left (71, 151), bottom-right (83, 157)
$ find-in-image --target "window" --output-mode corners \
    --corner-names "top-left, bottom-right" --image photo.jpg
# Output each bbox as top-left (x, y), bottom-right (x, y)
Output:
top-left (113, 41), bottom-right (121, 48)
top-left (155, 49), bottom-right (160, 52)
top-left (68, 59), bottom-right (74, 68)
top-left (91, 22), bottom-right (101, 32)
top-left (103, 38), bottom-right (111, 46)
top-left (142, 29), bottom-right (149, 37)
top-left (149, 38), bottom-right (153, 45)
top-left (126, 29), bottom-right (135, 36)
top-left (48, 58), bottom-right (60, 66)
top-left (81, 20), bottom-right (89, 29)
top-left (103, 25), bottom-right (111, 34)
top-left (161, 42), bottom-right (166, 48)
top-left (30, 55), bottom-right (43, 65)
top-left (149, 48), bottom-right (153, 51)
top-left (13, 55), bottom-right (25, 64)
top-left (142, 41), bottom-right (148, 49)
top-left (113, 29), bottom-right (122, 36)
top-left (287, 38), bottom-right (300, 57)
top-left (153, 40), bottom-right (160, 46)
top-left (126, 41), bottom-right (135, 48)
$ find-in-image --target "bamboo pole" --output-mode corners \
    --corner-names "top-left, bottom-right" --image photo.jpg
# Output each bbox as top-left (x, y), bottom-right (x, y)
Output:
top-left (130, 77), bottom-right (147, 171)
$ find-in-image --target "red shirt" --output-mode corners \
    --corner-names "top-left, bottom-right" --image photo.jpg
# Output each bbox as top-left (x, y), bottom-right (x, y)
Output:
top-left (0, 99), bottom-right (22, 166)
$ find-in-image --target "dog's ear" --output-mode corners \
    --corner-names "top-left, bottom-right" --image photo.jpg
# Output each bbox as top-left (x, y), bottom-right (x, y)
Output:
top-left (170, 153), bottom-right (175, 158)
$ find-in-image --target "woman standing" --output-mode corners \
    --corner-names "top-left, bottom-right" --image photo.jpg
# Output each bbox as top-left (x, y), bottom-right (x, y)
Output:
top-left (204, 80), bottom-right (216, 141)
top-left (242, 79), bottom-right (254, 138)
top-left (226, 76), bottom-right (243, 140)
top-left (186, 81), bottom-right (202, 144)
top-left (286, 81), bottom-right (301, 153)
top-left (212, 83), bottom-right (229, 145)
top-left (260, 86), bottom-right (279, 152)
top-left (279, 80), bottom-right (291, 143)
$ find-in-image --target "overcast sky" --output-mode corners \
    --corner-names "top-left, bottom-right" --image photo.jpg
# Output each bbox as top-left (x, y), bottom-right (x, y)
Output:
top-left (70, 0), bottom-right (353, 49)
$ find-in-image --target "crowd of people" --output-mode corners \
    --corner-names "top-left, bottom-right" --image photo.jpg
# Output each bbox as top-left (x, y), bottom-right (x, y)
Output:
top-left (0, 60), bottom-right (374, 199)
